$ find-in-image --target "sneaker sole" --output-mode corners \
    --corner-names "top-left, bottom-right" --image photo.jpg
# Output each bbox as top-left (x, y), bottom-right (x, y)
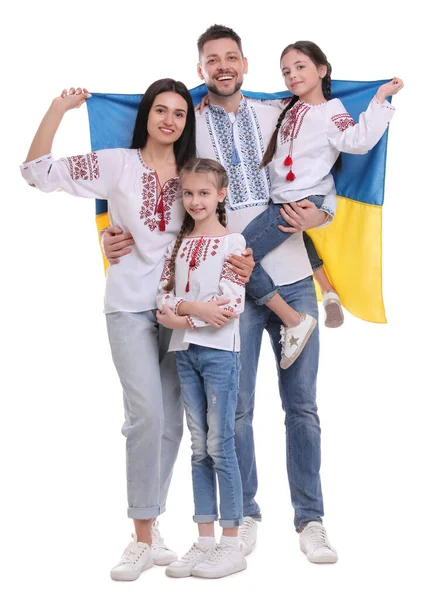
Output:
top-left (191, 561), bottom-right (247, 579)
top-left (280, 318), bottom-right (317, 369)
top-left (153, 556), bottom-right (178, 566)
top-left (300, 546), bottom-right (338, 564)
top-left (165, 567), bottom-right (193, 578)
top-left (324, 302), bottom-right (344, 328)
top-left (110, 561), bottom-right (153, 581)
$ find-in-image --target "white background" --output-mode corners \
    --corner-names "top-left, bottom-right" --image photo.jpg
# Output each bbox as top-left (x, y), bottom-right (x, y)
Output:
top-left (2, 1), bottom-right (428, 598)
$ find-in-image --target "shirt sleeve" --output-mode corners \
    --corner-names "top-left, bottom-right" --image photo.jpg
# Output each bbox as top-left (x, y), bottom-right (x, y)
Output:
top-left (327, 97), bottom-right (396, 154)
top-left (186, 234), bottom-right (247, 330)
top-left (20, 149), bottom-right (124, 199)
top-left (156, 241), bottom-right (188, 315)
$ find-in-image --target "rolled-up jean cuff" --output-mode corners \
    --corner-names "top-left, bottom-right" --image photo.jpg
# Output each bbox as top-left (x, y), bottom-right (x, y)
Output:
top-left (254, 286), bottom-right (279, 306)
top-left (312, 259), bottom-right (324, 272)
top-left (193, 514), bottom-right (218, 524)
top-left (128, 503), bottom-right (166, 520)
top-left (220, 518), bottom-right (243, 528)
top-left (247, 513), bottom-right (262, 522)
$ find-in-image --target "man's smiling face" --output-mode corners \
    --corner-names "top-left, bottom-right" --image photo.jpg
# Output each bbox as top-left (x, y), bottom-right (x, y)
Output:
top-left (198, 37), bottom-right (248, 98)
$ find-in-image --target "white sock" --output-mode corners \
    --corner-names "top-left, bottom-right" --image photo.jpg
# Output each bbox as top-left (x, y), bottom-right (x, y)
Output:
top-left (198, 536), bottom-right (216, 547)
top-left (220, 535), bottom-right (240, 549)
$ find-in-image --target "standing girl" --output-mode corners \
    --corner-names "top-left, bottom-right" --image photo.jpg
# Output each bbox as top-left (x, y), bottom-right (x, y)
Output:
top-left (156, 158), bottom-right (247, 579)
top-left (241, 41), bottom-right (403, 368)
top-left (20, 80), bottom-right (196, 580)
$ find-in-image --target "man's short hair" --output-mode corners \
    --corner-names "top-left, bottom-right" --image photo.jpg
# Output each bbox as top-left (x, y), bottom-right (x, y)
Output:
top-left (197, 24), bottom-right (243, 58)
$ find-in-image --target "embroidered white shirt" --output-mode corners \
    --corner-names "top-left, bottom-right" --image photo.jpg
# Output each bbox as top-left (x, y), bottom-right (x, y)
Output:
top-left (20, 149), bottom-right (185, 313)
top-left (157, 233), bottom-right (246, 352)
top-left (270, 97), bottom-right (395, 205)
top-left (196, 97), bottom-right (314, 286)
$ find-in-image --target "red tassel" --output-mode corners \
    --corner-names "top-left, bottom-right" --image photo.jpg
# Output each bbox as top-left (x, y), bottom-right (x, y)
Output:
top-left (284, 155), bottom-right (292, 166)
top-left (185, 282), bottom-right (190, 292)
top-left (159, 218), bottom-right (165, 232)
top-left (157, 200), bottom-right (164, 214)
top-left (286, 171), bottom-right (296, 181)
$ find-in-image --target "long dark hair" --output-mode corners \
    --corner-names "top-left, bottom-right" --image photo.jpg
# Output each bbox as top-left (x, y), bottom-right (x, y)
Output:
top-left (131, 78), bottom-right (196, 170)
top-left (163, 159), bottom-right (228, 292)
top-left (261, 41), bottom-right (341, 171)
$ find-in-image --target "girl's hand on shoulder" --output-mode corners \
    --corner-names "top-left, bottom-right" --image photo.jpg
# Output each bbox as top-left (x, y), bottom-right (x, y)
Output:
top-left (376, 78), bottom-right (404, 103)
top-left (195, 93), bottom-right (210, 115)
top-left (51, 87), bottom-right (92, 113)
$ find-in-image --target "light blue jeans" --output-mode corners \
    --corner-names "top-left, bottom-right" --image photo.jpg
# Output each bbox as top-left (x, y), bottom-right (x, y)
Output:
top-left (106, 310), bottom-right (183, 519)
top-left (176, 345), bottom-right (243, 528)
top-left (235, 276), bottom-right (324, 530)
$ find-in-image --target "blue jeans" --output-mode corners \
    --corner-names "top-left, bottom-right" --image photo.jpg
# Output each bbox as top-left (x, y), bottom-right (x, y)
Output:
top-left (176, 345), bottom-right (243, 528)
top-left (106, 310), bottom-right (183, 519)
top-left (235, 276), bottom-right (324, 530)
top-left (242, 196), bottom-right (325, 304)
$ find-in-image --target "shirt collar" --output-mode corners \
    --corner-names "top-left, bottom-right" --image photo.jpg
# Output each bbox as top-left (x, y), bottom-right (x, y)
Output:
top-left (208, 95), bottom-right (247, 118)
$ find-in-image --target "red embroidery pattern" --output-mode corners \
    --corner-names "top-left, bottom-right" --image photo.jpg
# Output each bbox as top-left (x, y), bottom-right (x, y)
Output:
top-left (220, 260), bottom-right (245, 288)
top-left (139, 172), bottom-right (179, 232)
top-left (280, 102), bottom-right (311, 145)
top-left (67, 153), bottom-right (100, 181)
top-left (180, 238), bottom-right (211, 269)
top-left (331, 113), bottom-right (355, 132)
top-left (211, 239), bottom-right (220, 257)
top-left (160, 259), bottom-right (172, 282)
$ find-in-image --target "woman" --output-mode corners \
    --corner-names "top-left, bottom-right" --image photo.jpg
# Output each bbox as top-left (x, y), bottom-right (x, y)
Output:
top-left (21, 79), bottom-right (195, 580)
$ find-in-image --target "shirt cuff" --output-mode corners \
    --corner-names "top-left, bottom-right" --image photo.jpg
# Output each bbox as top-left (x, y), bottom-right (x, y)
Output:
top-left (318, 206), bottom-right (335, 228)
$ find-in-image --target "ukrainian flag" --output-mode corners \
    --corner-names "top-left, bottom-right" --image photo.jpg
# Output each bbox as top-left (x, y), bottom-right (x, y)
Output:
top-left (87, 80), bottom-right (392, 323)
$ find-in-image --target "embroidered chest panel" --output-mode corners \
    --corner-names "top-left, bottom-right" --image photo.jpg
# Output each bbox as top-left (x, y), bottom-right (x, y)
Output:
top-left (179, 237), bottom-right (221, 270)
top-left (67, 153), bottom-right (100, 180)
top-left (205, 107), bottom-right (270, 210)
top-left (138, 172), bottom-right (179, 232)
top-left (280, 103), bottom-right (311, 145)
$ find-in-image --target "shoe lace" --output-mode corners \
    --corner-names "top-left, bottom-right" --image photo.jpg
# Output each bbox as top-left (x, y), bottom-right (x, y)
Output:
top-left (151, 520), bottom-right (168, 550)
top-left (239, 518), bottom-right (254, 544)
top-left (120, 540), bottom-right (141, 564)
top-left (182, 542), bottom-right (208, 561)
top-left (306, 524), bottom-right (331, 551)
top-left (205, 544), bottom-right (232, 564)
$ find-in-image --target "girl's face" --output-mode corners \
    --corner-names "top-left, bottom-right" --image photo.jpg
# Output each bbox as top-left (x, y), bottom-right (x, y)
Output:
top-left (147, 92), bottom-right (188, 145)
top-left (281, 49), bottom-right (327, 103)
top-left (181, 172), bottom-right (226, 223)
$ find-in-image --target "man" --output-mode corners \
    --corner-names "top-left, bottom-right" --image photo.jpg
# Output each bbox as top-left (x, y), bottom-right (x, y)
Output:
top-left (103, 25), bottom-right (338, 565)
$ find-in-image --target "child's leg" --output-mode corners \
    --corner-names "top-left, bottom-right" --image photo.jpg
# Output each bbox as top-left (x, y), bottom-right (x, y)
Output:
top-left (243, 200), bottom-right (302, 326)
top-left (175, 348), bottom-right (219, 526)
top-left (303, 233), bottom-right (344, 328)
top-left (191, 348), bottom-right (246, 578)
top-left (303, 232), bottom-right (334, 293)
top-left (242, 200), bottom-right (294, 304)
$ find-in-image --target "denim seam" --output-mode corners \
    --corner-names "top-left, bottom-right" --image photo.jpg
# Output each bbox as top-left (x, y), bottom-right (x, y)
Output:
top-left (219, 356), bottom-right (240, 524)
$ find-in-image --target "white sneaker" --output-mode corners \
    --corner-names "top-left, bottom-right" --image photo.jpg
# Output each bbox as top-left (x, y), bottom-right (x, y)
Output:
top-left (322, 291), bottom-right (344, 328)
top-left (110, 534), bottom-right (153, 581)
top-left (151, 520), bottom-right (177, 566)
top-left (299, 521), bottom-right (338, 564)
top-left (165, 540), bottom-right (216, 578)
top-left (191, 542), bottom-right (247, 579)
top-left (280, 314), bottom-right (317, 369)
top-left (238, 516), bottom-right (258, 556)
